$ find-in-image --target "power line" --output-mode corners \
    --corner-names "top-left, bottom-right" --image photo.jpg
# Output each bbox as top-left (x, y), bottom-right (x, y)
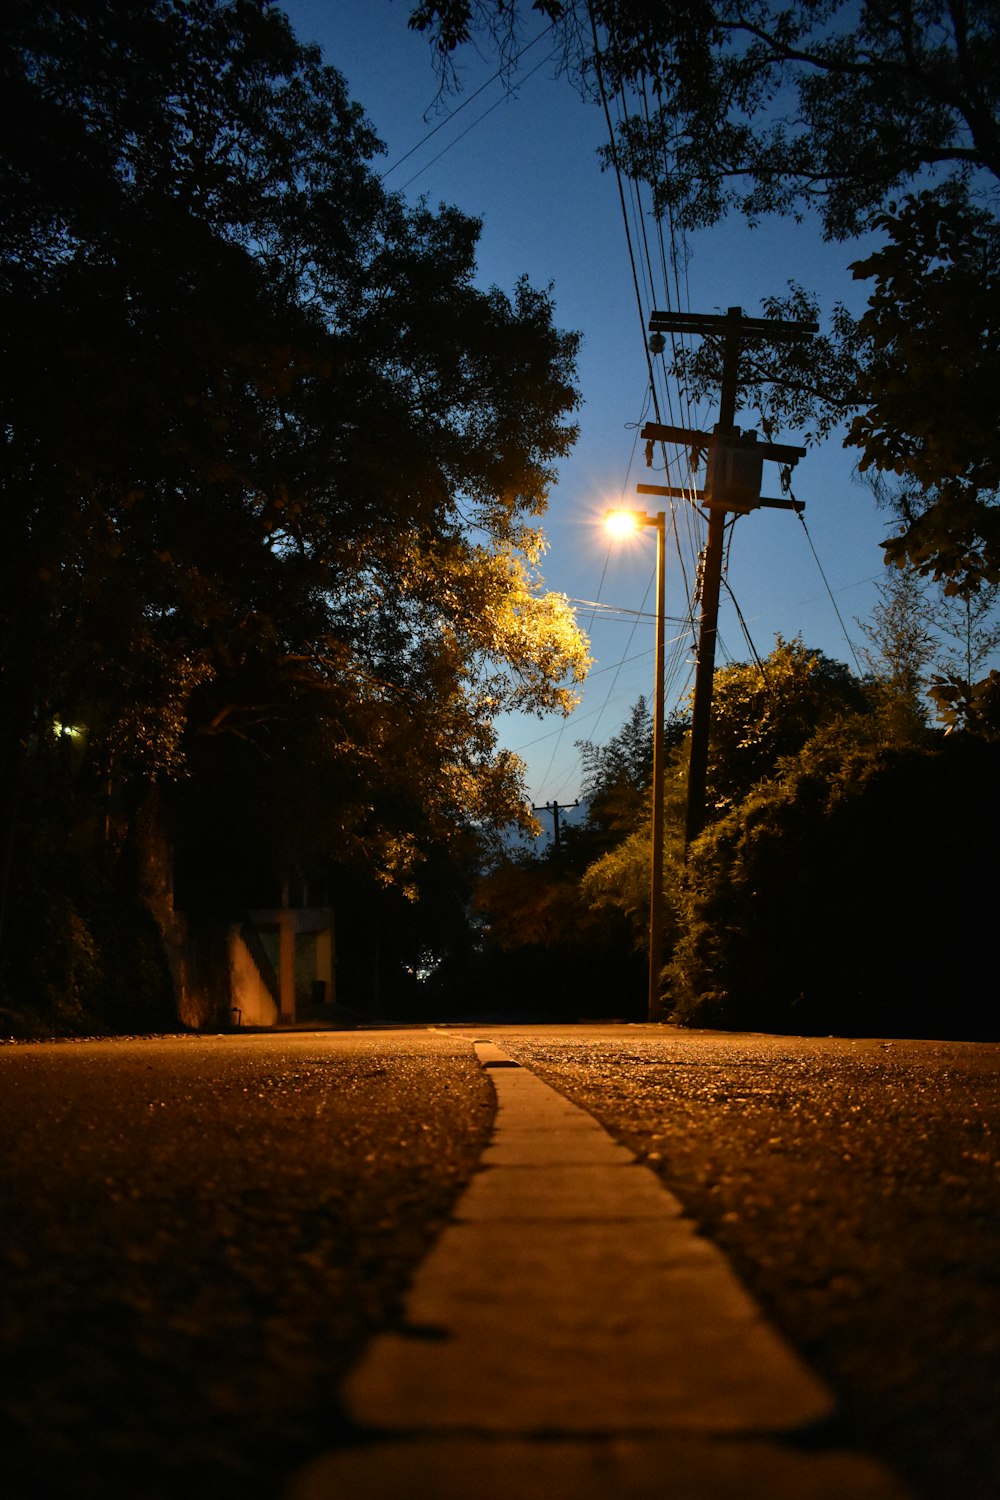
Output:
top-left (569, 599), bottom-right (693, 624)
top-left (586, 5), bottom-right (663, 427)
top-left (610, 81), bottom-right (704, 659)
top-left (533, 11), bottom-right (707, 801)
top-left (378, 23), bottom-right (556, 183)
top-left (721, 575), bottom-right (769, 681)
top-left (790, 500), bottom-right (865, 675)
top-left (394, 47), bottom-right (557, 193)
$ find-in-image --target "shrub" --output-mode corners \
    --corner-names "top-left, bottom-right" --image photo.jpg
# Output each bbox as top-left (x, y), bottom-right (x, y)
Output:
top-left (666, 732), bottom-right (1000, 1039)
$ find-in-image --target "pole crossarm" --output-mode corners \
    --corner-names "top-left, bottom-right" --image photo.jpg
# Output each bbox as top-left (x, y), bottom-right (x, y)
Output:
top-left (637, 482), bottom-right (698, 499)
top-left (648, 310), bottom-right (819, 338)
top-left (531, 799), bottom-right (579, 854)
top-left (636, 483), bottom-right (803, 513)
top-left (640, 423), bottom-right (806, 466)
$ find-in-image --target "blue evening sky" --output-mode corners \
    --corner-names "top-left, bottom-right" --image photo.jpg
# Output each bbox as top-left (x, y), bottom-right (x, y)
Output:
top-left (280, 0), bottom-right (892, 824)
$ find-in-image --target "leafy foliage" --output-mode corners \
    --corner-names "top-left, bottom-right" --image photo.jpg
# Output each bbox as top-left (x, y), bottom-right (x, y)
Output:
top-left (576, 641), bottom-right (869, 956)
top-left (410, 2), bottom-right (1000, 727)
top-left (411, 2), bottom-right (1000, 238)
top-left (0, 0), bottom-right (590, 1023)
top-left (667, 728), bottom-right (1000, 1038)
top-left (705, 635), bottom-right (870, 811)
top-left (467, 694), bottom-right (670, 1006)
top-left (849, 189), bottom-right (1000, 589)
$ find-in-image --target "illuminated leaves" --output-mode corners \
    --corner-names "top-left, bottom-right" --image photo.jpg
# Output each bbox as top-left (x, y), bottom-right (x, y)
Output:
top-left (2, 0), bottom-right (589, 926)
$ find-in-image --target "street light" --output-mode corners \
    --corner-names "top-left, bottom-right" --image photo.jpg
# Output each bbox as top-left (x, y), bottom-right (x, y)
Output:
top-left (604, 507), bottom-right (666, 1022)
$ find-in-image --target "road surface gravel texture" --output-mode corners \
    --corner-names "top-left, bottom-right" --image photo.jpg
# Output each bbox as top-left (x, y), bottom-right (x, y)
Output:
top-left (0, 1023), bottom-right (996, 1500)
top-left (0, 1031), bottom-right (493, 1499)
top-left (482, 1025), bottom-right (999, 1500)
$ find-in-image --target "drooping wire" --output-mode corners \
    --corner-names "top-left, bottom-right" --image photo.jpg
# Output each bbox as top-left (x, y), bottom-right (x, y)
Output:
top-left (586, 11), bottom-right (705, 679)
top-left (586, 4), bottom-right (662, 425)
top-left (784, 474), bottom-right (865, 675)
top-left (394, 47), bottom-right (559, 194)
top-left (378, 23), bottom-right (557, 183)
top-left (535, 8), bottom-right (711, 800)
top-left (721, 576), bottom-right (769, 683)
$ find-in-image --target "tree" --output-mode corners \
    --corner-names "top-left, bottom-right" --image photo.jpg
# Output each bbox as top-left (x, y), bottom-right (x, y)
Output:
top-left (576, 693), bottom-right (652, 837)
top-left (0, 0), bottom-right (589, 1018)
top-left (411, 2), bottom-right (1000, 239)
top-left (565, 638), bottom-right (867, 971)
top-left (666, 727), bottom-right (1000, 1039)
top-left (856, 566), bottom-right (937, 741)
top-left (578, 694), bottom-right (654, 799)
top-left (574, 639), bottom-right (866, 957)
top-left (409, 2), bottom-right (1000, 711)
top-left (575, 694), bottom-right (688, 838)
top-left (849, 188), bottom-right (1000, 585)
top-left (704, 635), bottom-right (869, 812)
top-left (925, 582), bottom-right (1000, 734)
top-left (669, 196), bottom-right (1000, 730)
top-left (856, 539), bottom-right (1000, 736)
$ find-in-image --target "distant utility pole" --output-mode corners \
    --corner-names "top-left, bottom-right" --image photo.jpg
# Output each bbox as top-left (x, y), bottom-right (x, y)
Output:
top-left (640, 305), bottom-right (817, 845)
top-left (533, 800), bottom-right (579, 854)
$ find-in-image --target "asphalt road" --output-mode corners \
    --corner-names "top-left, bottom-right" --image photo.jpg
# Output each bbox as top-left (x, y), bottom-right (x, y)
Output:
top-left (1, 1024), bottom-right (996, 1499)
top-left (0, 1030), bottom-right (493, 1500)
top-left (483, 1025), bottom-right (1000, 1500)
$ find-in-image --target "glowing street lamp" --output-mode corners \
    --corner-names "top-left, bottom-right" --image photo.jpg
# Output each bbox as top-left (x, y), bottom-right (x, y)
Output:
top-left (604, 508), bottom-right (644, 540)
top-left (604, 507), bottom-right (666, 1022)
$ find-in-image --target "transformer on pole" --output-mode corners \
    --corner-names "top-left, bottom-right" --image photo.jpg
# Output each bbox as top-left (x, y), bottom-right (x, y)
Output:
top-left (639, 305), bottom-right (817, 845)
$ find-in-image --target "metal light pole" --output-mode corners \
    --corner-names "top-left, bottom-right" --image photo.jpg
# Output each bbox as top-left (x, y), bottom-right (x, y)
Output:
top-left (605, 508), bottom-right (666, 1021)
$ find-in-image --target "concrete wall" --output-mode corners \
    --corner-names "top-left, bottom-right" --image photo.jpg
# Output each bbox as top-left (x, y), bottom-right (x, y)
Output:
top-left (228, 928), bottom-right (280, 1028)
top-left (229, 909), bottom-right (335, 1026)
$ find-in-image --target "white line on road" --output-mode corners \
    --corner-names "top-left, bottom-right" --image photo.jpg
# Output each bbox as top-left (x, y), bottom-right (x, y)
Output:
top-left (288, 1039), bottom-right (910, 1499)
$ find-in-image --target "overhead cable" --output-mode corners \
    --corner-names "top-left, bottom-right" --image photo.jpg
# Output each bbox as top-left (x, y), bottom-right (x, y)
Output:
top-left (378, 23), bottom-right (556, 182)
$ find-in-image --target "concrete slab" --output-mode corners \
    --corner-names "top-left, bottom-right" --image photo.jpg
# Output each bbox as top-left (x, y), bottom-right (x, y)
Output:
top-left (290, 1436), bottom-right (911, 1500)
top-left (345, 1220), bottom-right (832, 1434)
top-left (456, 1162), bottom-right (685, 1221)
top-left (480, 1127), bottom-right (639, 1166)
top-left (287, 1038), bottom-right (910, 1499)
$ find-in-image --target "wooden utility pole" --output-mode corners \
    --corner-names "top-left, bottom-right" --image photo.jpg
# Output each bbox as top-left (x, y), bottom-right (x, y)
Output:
top-left (532, 799), bottom-right (579, 854)
top-left (641, 305), bottom-right (817, 845)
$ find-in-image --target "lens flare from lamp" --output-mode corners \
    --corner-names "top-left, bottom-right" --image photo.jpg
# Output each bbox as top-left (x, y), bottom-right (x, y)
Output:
top-left (604, 508), bottom-right (642, 539)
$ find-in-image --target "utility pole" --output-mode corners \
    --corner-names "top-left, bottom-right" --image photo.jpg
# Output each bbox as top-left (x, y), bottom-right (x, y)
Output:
top-left (640, 305), bottom-right (817, 845)
top-left (532, 799), bottom-right (579, 854)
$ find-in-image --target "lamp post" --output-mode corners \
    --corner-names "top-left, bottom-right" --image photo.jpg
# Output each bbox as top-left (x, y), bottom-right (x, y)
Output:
top-left (605, 507), bottom-right (666, 1021)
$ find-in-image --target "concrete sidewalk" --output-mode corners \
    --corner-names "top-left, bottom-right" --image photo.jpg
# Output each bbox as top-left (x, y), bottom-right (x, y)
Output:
top-left (288, 1039), bottom-right (910, 1499)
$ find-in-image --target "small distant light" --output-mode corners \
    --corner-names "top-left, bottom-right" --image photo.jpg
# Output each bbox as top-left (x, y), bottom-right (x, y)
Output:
top-left (53, 720), bottom-right (83, 739)
top-left (605, 508), bottom-right (643, 539)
